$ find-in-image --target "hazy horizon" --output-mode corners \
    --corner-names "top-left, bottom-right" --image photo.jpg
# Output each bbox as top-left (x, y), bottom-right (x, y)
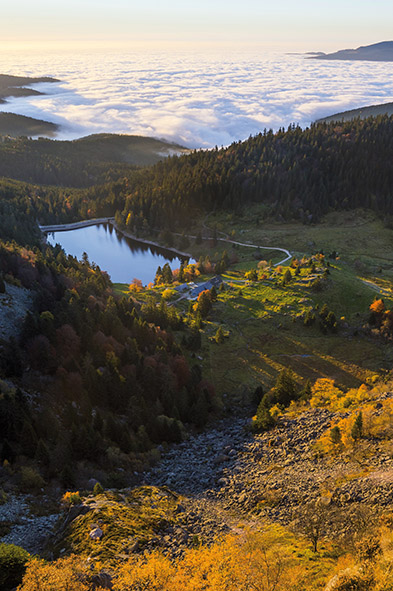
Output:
top-left (2, 0), bottom-right (393, 53)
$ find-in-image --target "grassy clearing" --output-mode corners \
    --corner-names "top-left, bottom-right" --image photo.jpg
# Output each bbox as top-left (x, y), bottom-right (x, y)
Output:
top-left (195, 261), bottom-right (393, 400)
top-left (197, 208), bottom-right (393, 269)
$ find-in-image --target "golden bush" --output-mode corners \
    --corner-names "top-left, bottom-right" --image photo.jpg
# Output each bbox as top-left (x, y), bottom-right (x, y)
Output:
top-left (17, 557), bottom-right (90, 591)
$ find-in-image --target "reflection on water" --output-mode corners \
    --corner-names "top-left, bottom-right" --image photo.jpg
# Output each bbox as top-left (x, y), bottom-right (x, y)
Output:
top-left (47, 223), bottom-right (189, 284)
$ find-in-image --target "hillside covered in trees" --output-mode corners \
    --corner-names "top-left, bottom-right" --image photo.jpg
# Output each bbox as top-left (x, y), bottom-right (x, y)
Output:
top-left (0, 238), bottom-right (217, 487)
top-left (117, 115), bottom-right (393, 233)
top-left (2, 116), bottom-right (393, 242)
top-left (0, 134), bottom-right (188, 187)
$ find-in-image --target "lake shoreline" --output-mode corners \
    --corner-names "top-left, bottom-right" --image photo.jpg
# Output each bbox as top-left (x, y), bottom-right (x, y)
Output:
top-left (39, 218), bottom-right (193, 260)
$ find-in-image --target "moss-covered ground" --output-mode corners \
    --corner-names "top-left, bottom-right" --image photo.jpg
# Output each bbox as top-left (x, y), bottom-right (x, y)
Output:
top-left (57, 487), bottom-right (181, 564)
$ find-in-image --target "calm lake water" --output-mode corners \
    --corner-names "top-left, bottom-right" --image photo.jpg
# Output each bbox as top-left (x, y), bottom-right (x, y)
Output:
top-left (47, 223), bottom-right (189, 284)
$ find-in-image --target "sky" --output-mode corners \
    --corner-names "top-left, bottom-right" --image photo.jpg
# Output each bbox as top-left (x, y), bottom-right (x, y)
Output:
top-left (2, 0), bottom-right (393, 52)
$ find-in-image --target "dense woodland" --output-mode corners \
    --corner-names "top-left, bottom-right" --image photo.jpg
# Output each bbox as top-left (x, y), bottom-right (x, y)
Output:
top-left (0, 177), bottom-right (126, 244)
top-left (0, 133), bottom-right (186, 187)
top-left (3, 116), bottom-right (393, 242)
top-left (118, 115), bottom-right (393, 232)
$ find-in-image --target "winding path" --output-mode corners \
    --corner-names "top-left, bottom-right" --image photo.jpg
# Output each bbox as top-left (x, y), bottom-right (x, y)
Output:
top-left (216, 237), bottom-right (292, 266)
top-left (194, 212), bottom-right (292, 266)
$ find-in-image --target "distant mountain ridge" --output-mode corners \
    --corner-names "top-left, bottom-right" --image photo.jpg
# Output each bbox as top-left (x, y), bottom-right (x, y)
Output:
top-left (309, 41), bottom-right (393, 61)
top-left (0, 132), bottom-right (190, 187)
top-left (0, 73), bottom-right (61, 137)
top-left (316, 102), bottom-right (393, 124)
top-left (0, 73), bottom-right (59, 103)
top-left (0, 112), bottom-right (59, 137)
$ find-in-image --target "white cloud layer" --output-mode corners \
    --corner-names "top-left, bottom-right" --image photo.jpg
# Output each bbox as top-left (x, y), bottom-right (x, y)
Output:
top-left (0, 50), bottom-right (393, 148)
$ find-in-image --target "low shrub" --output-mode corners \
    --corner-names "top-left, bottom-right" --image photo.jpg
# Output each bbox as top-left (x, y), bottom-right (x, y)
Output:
top-left (62, 491), bottom-right (82, 507)
top-left (0, 543), bottom-right (30, 590)
top-left (19, 467), bottom-right (45, 492)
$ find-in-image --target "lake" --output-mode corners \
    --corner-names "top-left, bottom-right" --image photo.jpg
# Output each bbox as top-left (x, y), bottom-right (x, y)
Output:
top-left (46, 223), bottom-right (190, 285)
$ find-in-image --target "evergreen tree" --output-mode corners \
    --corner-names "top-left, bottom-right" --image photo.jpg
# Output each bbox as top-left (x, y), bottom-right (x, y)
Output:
top-left (269, 369), bottom-right (298, 407)
top-left (330, 426), bottom-right (342, 446)
top-left (162, 263), bottom-right (173, 284)
top-left (282, 269), bottom-right (292, 285)
top-left (35, 438), bottom-right (51, 468)
top-left (351, 412), bottom-right (363, 441)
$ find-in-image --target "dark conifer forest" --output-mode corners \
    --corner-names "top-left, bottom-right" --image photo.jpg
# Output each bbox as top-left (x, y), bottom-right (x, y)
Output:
top-left (118, 116), bottom-right (393, 232)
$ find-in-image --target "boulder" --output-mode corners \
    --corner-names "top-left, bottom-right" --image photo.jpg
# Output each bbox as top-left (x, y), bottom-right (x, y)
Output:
top-left (89, 527), bottom-right (103, 541)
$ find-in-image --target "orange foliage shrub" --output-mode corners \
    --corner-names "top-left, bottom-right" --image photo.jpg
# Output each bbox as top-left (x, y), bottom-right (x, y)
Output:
top-left (183, 264), bottom-right (200, 282)
top-left (18, 532), bottom-right (308, 591)
top-left (129, 278), bottom-right (143, 292)
top-left (61, 491), bottom-right (81, 507)
top-left (310, 379), bottom-right (370, 412)
top-left (370, 299), bottom-right (385, 314)
top-left (18, 556), bottom-right (90, 591)
top-left (316, 396), bottom-right (393, 455)
top-left (113, 533), bottom-right (306, 591)
top-left (309, 378), bottom-right (345, 409)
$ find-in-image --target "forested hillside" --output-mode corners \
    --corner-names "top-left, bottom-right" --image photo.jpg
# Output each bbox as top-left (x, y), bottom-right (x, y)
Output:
top-left (2, 116), bottom-right (393, 241)
top-left (0, 239), bottom-right (216, 487)
top-left (0, 134), bottom-right (188, 187)
top-left (0, 137), bottom-right (212, 489)
top-left (118, 115), bottom-right (393, 233)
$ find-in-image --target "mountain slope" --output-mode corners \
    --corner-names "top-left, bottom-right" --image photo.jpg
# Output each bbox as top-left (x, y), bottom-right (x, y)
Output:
top-left (309, 41), bottom-right (393, 61)
top-left (0, 112), bottom-right (58, 137)
top-left (316, 102), bottom-right (393, 124)
top-left (116, 116), bottom-right (393, 234)
top-left (0, 74), bottom-right (59, 103)
top-left (0, 133), bottom-right (189, 187)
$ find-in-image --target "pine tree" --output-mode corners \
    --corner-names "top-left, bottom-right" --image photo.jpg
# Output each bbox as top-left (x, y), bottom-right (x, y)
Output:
top-left (35, 438), bottom-right (51, 467)
top-left (20, 420), bottom-right (38, 458)
top-left (330, 426), bottom-right (342, 446)
top-left (351, 412), bottom-right (363, 441)
top-left (162, 263), bottom-right (173, 284)
top-left (282, 269), bottom-right (292, 285)
top-left (270, 369), bottom-right (298, 407)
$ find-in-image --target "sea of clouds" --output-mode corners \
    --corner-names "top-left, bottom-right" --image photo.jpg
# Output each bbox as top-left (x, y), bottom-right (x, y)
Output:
top-left (0, 50), bottom-right (393, 148)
